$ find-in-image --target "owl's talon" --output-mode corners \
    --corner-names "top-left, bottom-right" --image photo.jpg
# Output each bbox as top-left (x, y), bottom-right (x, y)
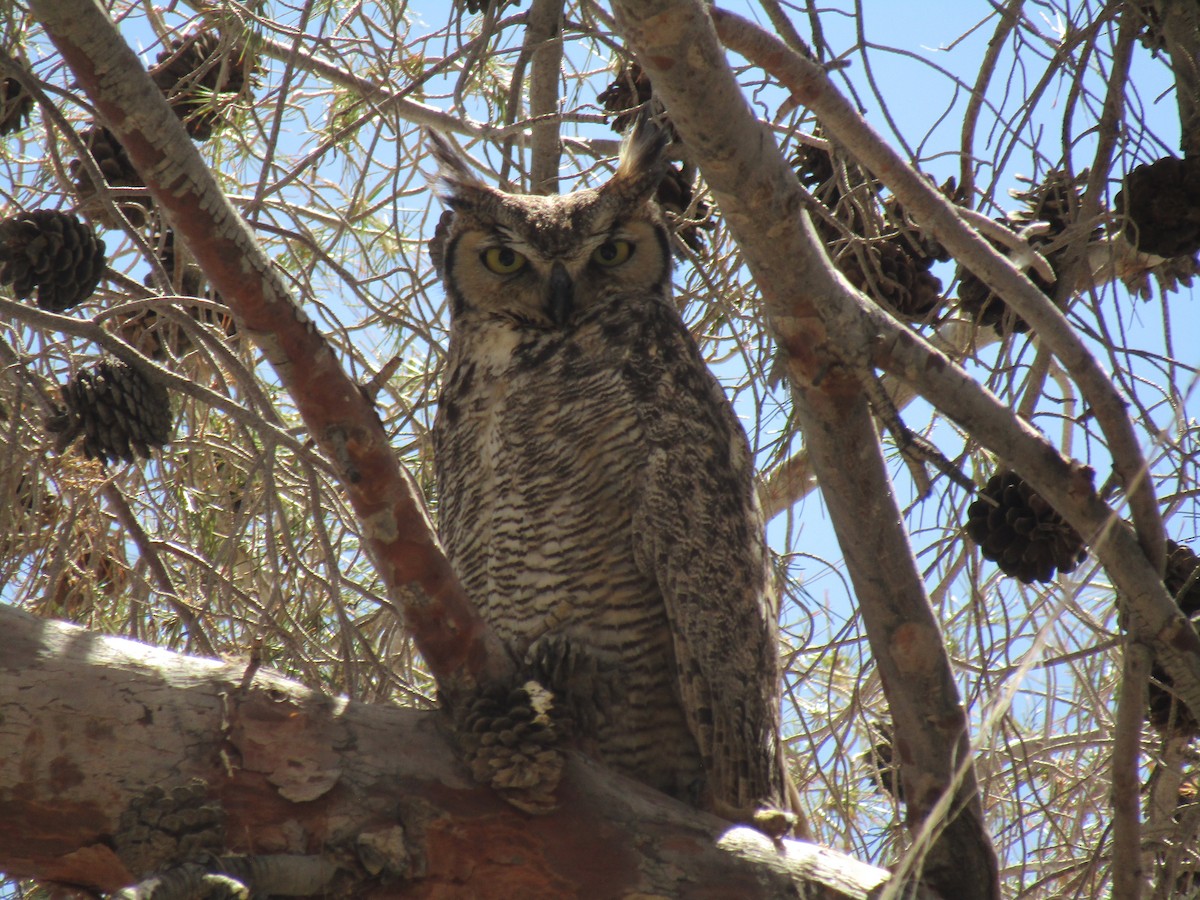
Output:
top-left (751, 805), bottom-right (801, 842)
top-left (523, 634), bottom-right (615, 738)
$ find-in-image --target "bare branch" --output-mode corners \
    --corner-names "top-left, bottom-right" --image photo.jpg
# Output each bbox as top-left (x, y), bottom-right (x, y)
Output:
top-left (711, 4), bottom-right (1164, 569)
top-left (526, 0), bottom-right (566, 193)
top-left (607, 1), bottom-right (999, 894)
top-left (27, 0), bottom-right (511, 699)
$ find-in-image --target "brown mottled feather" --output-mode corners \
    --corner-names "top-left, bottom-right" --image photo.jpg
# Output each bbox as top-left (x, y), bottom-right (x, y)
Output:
top-left (430, 123), bottom-right (784, 815)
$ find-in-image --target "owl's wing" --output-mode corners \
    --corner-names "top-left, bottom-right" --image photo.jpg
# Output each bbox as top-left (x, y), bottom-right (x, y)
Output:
top-left (629, 315), bottom-right (783, 818)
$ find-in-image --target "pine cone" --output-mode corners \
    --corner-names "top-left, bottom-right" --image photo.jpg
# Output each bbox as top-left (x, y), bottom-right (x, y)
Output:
top-left (793, 142), bottom-right (879, 246)
top-left (124, 222), bottom-right (234, 357)
top-left (523, 634), bottom-right (615, 739)
top-left (454, 679), bottom-right (564, 814)
top-left (1148, 540), bottom-right (1200, 736)
top-left (46, 359), bottom-right (173, 465)
top-left (882, 174), bottom-right (960, 263)
top-left (954, 216), bottom-right (1060, 336)
top-left (1123, 251), bottom-right (1200, 300)
top-left (598, 62), bottom-right (653, 134)
top-left (1008, 169), bottom-right (1091, 239)
top-left (0, 470), bottom-right (60, 560)
top-left (966, 471), bottom-right (1088, 584)
top-left (70, 125), bottom-right (149, 228)
top-left (150, 30), bottom-right (257, 141)
top-left (145, 224), bottom-right (217, 301)
top-left (956, 266), bottom-right (1037, 335)
top-left (1131, 1), bottom-right (1167, 54)
top-left (1115, 156), bottom-right (1200, 258)
top-left (460, 0), bottom-right (521, 12)
top-left (0, 75), bottom-right (34, 136)
top-left (791, 144), bottom-right (837, 199)
top-left (0, 209), bottom-right (107, 312)
top-left (838, 238), bottom-right (943, 322)
top-left (957, 171), bottom-right (1097, 335)
top-left (861, 722), bottom-right (903, 801)
top-left (656, 162), bottom-right (714, 253)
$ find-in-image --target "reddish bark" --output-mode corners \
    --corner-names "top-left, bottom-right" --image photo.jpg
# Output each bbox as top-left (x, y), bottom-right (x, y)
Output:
top-left (27, 0), bottom-right (511, 701)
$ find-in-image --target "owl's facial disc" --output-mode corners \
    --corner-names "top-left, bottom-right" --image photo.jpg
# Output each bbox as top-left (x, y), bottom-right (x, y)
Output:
top-left (445, 203), bottom-right (668, 328)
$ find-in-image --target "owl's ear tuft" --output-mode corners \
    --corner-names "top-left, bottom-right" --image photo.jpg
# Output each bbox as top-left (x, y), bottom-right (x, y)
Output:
top-left (425, 128), bottom-right (488, 209)
top-left (610, 117), bottom-right (670, 203)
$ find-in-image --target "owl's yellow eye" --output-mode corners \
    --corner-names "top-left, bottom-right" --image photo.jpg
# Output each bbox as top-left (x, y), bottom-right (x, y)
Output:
top-left (482, 246), bottom-right (527, 274)
top-left (592, 240), bottom-right (633, 267)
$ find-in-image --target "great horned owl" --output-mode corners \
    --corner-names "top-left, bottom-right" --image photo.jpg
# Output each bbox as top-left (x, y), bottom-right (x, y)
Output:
top-left (429, 124), bottom-right (786, 820)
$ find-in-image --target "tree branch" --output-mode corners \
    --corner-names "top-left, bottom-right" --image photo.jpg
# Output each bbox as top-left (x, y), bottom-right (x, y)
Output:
top-left (710, 5), bottom-right (1164, 571)
top-left (526, 0), bottom-right (565, 193)
top-left (28, 0), bottom-right (511, 700)
top-left (699, 0), bottom-right (1200, 774)
top-left (1156, 0), bottom-right (1200, 158)
top-left (0, 605), bottom-right (936, 900)
top-left (607, 0), bottom-right (999, 894)
top-left (1112, 639), bottom-right (1153, 899)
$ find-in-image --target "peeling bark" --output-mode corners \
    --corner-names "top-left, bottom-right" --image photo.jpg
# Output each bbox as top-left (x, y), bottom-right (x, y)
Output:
top-left (0, 605), bottom-right (935, 899)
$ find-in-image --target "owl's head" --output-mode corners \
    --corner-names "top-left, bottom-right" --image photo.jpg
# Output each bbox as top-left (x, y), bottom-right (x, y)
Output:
top-left (428, 122), bottom-right (672, 328)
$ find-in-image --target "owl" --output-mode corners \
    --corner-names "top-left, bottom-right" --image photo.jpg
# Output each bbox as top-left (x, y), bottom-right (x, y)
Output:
top-left (429, 123), bottom-right (787, 821)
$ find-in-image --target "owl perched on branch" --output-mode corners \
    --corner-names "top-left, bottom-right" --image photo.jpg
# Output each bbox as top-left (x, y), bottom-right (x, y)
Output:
top-left (429, 122), bottom-right (790, 822)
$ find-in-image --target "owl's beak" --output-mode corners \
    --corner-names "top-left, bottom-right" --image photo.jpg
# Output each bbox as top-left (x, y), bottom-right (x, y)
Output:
top-left (547, 261), bottom-right (574, 326)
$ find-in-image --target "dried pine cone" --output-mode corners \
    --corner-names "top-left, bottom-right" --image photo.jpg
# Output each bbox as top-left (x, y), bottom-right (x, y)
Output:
top-left (793, 143), bottom-right (879, 245)
top-left (46, 359), bottom-right (172, 465)
top-left (838, 238), bottom-right (943, 322)
top-left (70, 125), bottom-right (149, 228)
top-left (954, 216), bottom-right (1061, 335)
top-left (150, 30), bottom-right (257, 141)
top-left (656, 162), bottom-right (714, 253)
top-left (966, 471), bottom-right (1088, 584)
top-left (0, 75), bottom-right (34, 136)
top-left (1008, 169), bottom-right (1092, 239)
top-left (1148, 540), bottom-right (1200, 736)
top-left (1131, 1), bottom-right (1167, 54)
top-left (598, 62), bottom-right (653, 134)
top-left (1115, 156), bottom-right (1200, 258)
top-left (523, 634), bottom-right (614, 739)
top-left (957, 171), bottom-right (1097, 335)
top-left (0, 209), bottom-right (106, 312)
top-left (47, 546), bottom-right (128, 620)
top-left (0, 470), bottom-right (60, 560)
top-left (1122, 251), bottom-right (1200, 301)
top-left (145, 224), bottom-right (215, 300)
top-left (791, 144), bottom-right (836, 197)
top-left (861, 722), bottom-right (903, 800)
top-left (454, 679), bottom-right (564, 815)
top-left (882, 174), bottom-right (960, 263)
top-left (956, 264), bottom-right (1038, 335)
top-left (132, 222), bottom-right (236, 350)
top-left (459, 0), bottom-right (522, 12)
